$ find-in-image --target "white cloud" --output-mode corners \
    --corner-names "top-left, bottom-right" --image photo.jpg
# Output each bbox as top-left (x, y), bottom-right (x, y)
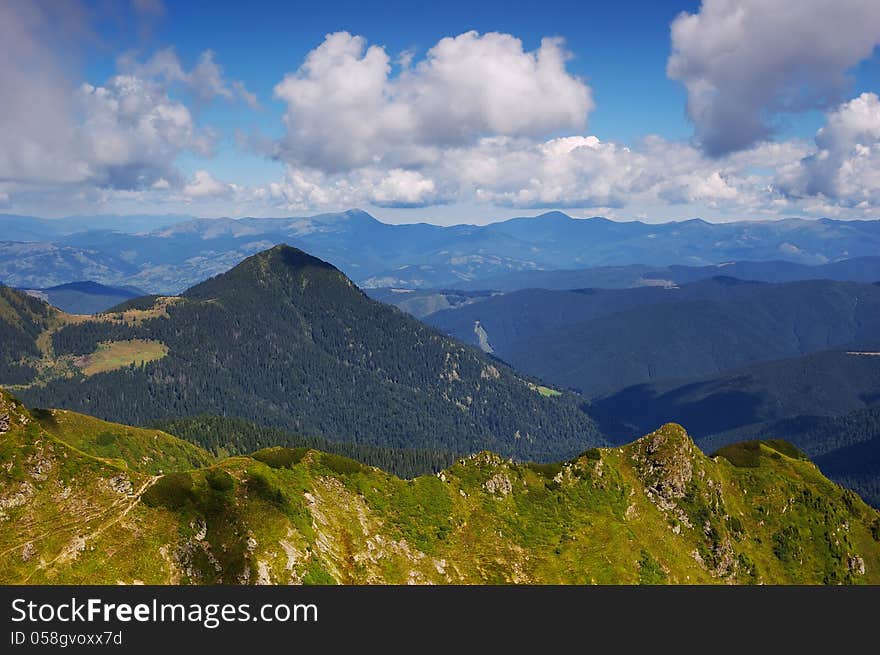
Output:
top-left (182, 170), bottom-right (233, 199)
top-left (2, 12), bottom-right (878, 222)
top-left (189, 50), bottom-right (260, 108)
top-left (232, 81), bottom-right (260, 111)
top-left (668, 0), bottom-right (880, 155)
top-left (369, 169), bottom-right (438, 207)
top-left (777, 92), bottom-right (880, 206)
top-left (263, 166), bottom-right (441, 211)
top-left (255, 133), bottom-right (813, 216)
top-left (0, 1), bottom-right (84, 185)
top-left (447, 135), bottom-right (637, 208)
top-left (273, 31), bottom-right (592, 172)
top-left (77, 75), bottom-right (214, 189)
top-left (261, 27), bottom-right (844, 218)
top-left (404, 31), bottom-right (592, 142)
top-left (0, 1), bottom-right (248, 207)
top-left (189, 50), bottom-right (235, 101)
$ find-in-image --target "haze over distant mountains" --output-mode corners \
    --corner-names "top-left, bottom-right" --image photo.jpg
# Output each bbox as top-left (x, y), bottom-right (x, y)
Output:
top-left (2, 213), bottom-right (880, 509)
top-left (420, 277), bottom-right (880, 505)
top-left (20, 281), bottom-right (143, 315)
top-left (426, 278), bottom-right (880, 397)
top-left (3, 210), bottom-right (880, 293)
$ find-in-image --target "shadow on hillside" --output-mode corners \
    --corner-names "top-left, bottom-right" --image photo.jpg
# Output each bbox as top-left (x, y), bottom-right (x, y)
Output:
top-left (593, 378), bottom-right (765, 442)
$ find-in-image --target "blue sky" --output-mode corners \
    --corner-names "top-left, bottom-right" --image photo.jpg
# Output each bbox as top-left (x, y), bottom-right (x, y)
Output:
top-left (152, 0), bottom-right (700, 139)
top-left (86, 0), bottom-right (705, 188)
top-left (1, 0), bottom-right (879, 224)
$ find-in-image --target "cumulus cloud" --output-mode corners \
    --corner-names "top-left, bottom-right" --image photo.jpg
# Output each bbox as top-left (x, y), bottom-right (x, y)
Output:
top-left (255, 132), bottom-right (814, 217)
top-left (182, 170), bottom-right (234, 199)
top-left (273, 31), bottom-right (592, 172)
top-left (369, 169), bottom-right (439, 207)
top-left (668, 0), bottom-right (880, 155)
top-left (445, 135), bottom-right (637, 208)
top-left (3, 10), bottom-right (878, 221)
top-left (777, 92), bottom-right (880, 207)
top-left (0, 0), bottom-right (251, 207)
top-left (262, 28), bottom-right (835, 217)
top-left (263, 166), bottom-right (442, 211)
top-left (77, 75), bottom-right (214, 189)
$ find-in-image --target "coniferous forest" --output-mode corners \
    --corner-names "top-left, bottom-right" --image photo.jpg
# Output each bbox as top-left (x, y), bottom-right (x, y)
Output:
top-left (16, 247), bottom-right (606, 462)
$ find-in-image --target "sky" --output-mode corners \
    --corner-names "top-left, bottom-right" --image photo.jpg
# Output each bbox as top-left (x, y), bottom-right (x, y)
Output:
top-left (1, 0), bottom-right (879, 225)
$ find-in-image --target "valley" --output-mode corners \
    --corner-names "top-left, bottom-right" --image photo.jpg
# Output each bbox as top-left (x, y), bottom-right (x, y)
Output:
top-left (2, 229), bottom-right (879, 585)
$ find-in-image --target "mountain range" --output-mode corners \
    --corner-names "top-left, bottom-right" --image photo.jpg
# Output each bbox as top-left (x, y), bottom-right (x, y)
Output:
top-left (3, 210), bottom-right (880, 293)
top-left (421, 278), bottom-right (880, 505)
top-left (3, 243), bottom-right (879, 501)
top-left (445, 256), bottom-right (880, 292)
top-left (2, 389), bottom-right (877, 584)
top-left (2, 237), bottom-right (880, 584)
top-left (2, 245), bottom-right (604, 463)
top-left (18, 281), bottom-right (143, 315)
top-left (425, 278), bottom-right (880, 397)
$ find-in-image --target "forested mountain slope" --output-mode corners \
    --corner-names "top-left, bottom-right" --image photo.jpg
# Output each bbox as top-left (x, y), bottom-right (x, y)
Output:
top-left (7, 246), bottom-right (604, 462)
top-left (427, 278), bottom-right (880, 398)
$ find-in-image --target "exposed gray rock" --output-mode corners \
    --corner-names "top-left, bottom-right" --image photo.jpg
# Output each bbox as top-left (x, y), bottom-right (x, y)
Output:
top-left (484, 472), bottom-right (512, 496)
top-left (848, 555), bottom-right (866, 576)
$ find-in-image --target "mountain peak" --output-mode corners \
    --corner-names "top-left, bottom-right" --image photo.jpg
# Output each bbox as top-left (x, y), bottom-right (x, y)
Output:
top-left (343, 208), bottom-right (374, 219)
top-left (183, 244), bottom-right (346, 301)
top-left (259, 243), bottom-right (337, 270)
top-left (628, 423), bottom-right (700, 484)
top-left (244, 243), bottom-right (337, 273)
top-left (535, 211), bottom-right (574, 221)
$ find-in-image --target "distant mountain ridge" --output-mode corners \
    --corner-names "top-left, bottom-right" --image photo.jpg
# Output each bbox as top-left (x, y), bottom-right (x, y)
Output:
top-left (2, 210), bottom-right (880, 292)
top-left (445, 256), bottom-right (880, 292)
top-left (20, 281), bottom-right (143, 315)
top-left (595, 350), bottom-right (880, 443)
top-left (426, 277), bottom-right (880, 398)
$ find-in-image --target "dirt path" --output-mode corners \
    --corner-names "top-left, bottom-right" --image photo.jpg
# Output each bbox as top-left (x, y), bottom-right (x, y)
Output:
top-left (2, 475), bottom-right (160, 580)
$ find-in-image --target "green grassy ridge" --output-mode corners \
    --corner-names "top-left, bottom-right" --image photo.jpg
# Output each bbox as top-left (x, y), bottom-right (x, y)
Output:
top-left (2, 391), bottom-right (879, 585)
top-left (712, 440), bottom-right (809, 468)
top-left (150, 415), bottom-right (459, 479)
top-left (31, 407), bottom-right (213, 475)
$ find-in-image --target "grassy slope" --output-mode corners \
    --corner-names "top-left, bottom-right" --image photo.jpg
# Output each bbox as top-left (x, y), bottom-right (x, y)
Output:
top-left (32, 407), bottom-right (213, 475)
top-left (2, 391), bottom-right (879, 585)
top-left (76, 339), bottom-right (169, 376)
top-left (0, 391), bottom-right (182, 584)
top-left (1, 288), bottom-right (176, 390)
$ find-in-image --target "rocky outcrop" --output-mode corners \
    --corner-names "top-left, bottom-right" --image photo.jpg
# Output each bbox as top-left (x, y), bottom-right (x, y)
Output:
top-left (630, 424), bottom-right (696, 511)
top-left (484, 472), bottom-right (513, 496)
top-left (848, 555), bottom-right (866, 576)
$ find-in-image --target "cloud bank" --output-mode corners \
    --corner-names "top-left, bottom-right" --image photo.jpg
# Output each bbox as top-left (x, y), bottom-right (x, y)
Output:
top-left (272, 31), bottom-right (592, 172)
top-left (1, 3), bottom-right (879, 222)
